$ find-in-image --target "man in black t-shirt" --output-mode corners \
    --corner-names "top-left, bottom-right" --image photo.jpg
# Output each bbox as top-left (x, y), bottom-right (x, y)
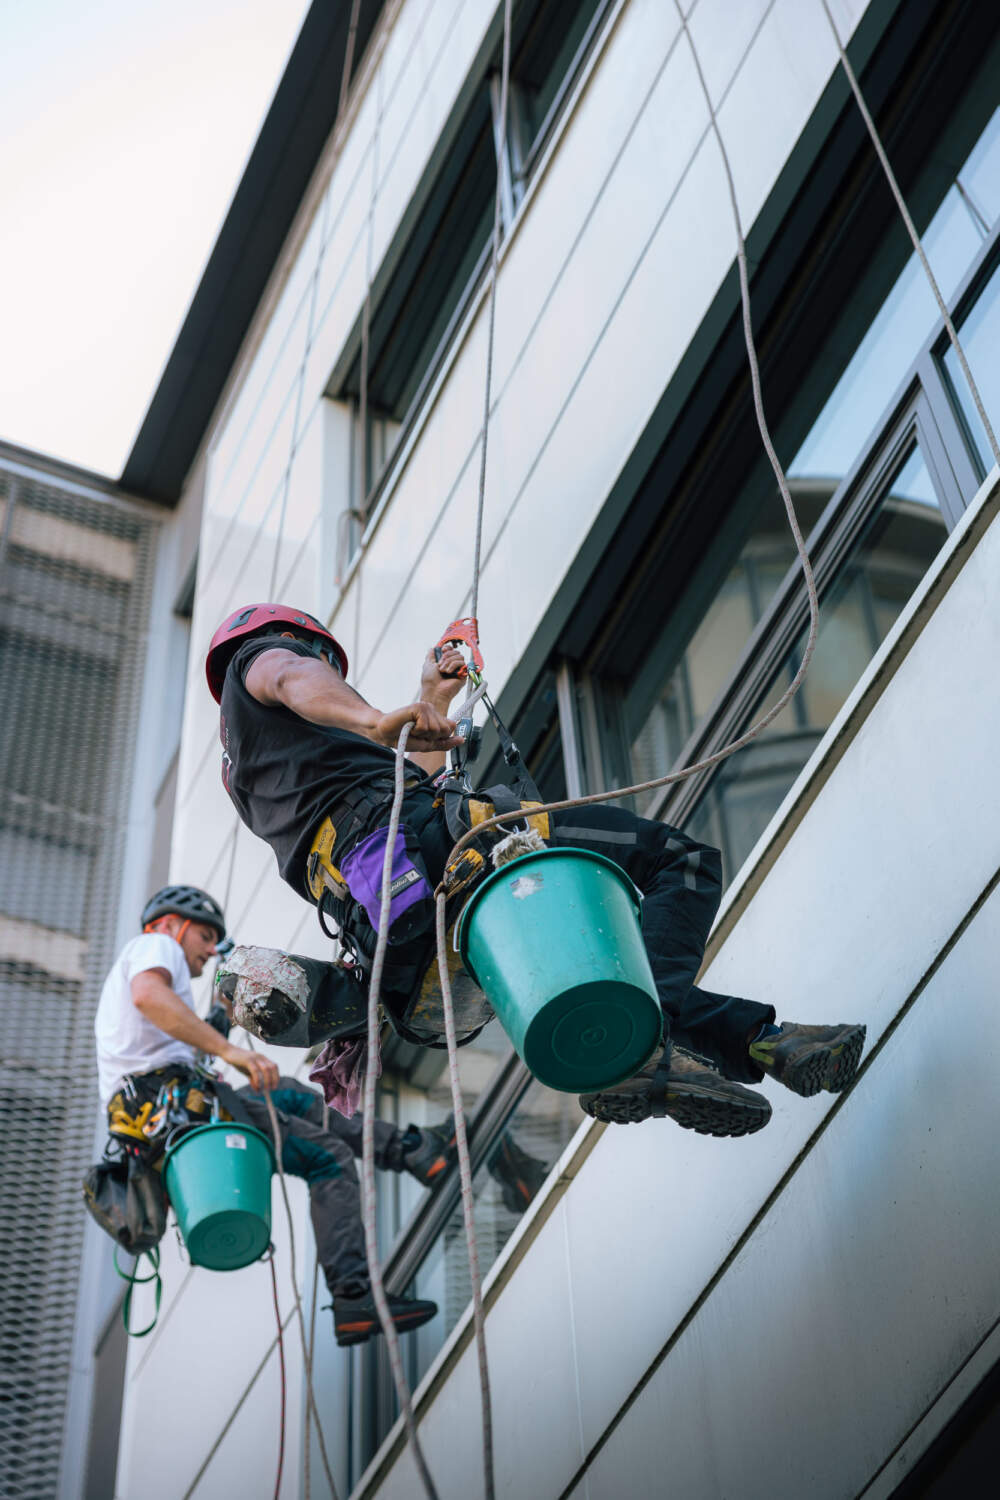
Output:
top-left (206, 603), bottom-right (867, 1139)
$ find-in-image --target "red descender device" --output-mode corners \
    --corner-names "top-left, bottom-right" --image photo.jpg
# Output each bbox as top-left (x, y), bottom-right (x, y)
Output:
top-left (434, 617), bottom-right (486, 768)
top-left (433, 617), bottom-right (484, 681)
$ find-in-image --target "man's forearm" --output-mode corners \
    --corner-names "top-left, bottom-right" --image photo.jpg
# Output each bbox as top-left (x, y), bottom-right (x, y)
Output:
top-left (277, 662), bottom-right (381, 737)
top-left (133, 978), bottom-right (234, 1059)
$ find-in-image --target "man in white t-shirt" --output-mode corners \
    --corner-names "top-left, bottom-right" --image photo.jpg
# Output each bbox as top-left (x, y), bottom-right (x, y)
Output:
top-left (94, 883), bottom-right (450, 1346)
top-left (95, 884), bottom-right (277, 1106)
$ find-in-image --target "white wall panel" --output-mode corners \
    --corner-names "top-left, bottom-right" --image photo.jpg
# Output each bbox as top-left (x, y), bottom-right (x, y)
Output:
top-left (718, 0), bottom-right (839, 224)
top-left (583, 885), bottom-right (1000, 1499)
top-left (203, 290), bottom-right (312, 535)
top-left (206, 213), bottom-right (321, 514)
top-left (687, 0), bottom-right (773, 109)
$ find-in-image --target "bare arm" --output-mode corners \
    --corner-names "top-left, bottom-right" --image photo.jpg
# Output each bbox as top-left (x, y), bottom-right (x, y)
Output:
top-left (131, 969), bottom-right (279, 1092)
top-left (244, 648), bottom-right (464, 771)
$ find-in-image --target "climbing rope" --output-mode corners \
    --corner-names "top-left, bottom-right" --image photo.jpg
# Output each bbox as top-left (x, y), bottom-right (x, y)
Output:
top-left (266, 1246), bottom-right (288, 1500)
top-left (339, 0), bottom-right (363, 122)
top-left (303, 1097), bottom-right (329, 1500)
top-left (360, 719), bottom-right (441, 1500)
top-left (471, 0), bottom-right (514, 625)
top-left (818, 0), bottom-right (1000, 469)
top-left (263, 1089), bottom-right (342, 1500)
top-left (434, 893), bottom-right (495, 1500)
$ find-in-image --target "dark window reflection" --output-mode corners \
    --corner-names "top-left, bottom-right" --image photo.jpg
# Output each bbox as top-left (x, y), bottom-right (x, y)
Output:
top-left (686, 447), bottom-right (946, 883)
top-left (405, 1080), bottom-right (582, 1387)
top-left (628, 477), bottom-right (832, 813)
top-left (791, 106), bottom-right (999, 489)
top-left (943, 250), bottom-right (1000, 476)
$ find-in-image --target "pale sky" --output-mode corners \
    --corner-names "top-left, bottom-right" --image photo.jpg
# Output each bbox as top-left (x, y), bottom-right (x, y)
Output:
top-left (0, 0), bottom-right (311, 478)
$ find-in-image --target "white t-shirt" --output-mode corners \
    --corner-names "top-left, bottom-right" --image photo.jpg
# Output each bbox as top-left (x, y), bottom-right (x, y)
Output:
top-left (94, 932), bottom-right (199, 1104)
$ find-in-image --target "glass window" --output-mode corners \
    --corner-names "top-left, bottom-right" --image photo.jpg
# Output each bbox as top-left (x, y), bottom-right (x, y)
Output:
top-left (353, 1076), bottom-right (583, 1475)
top-left (339, 0), bottom-right (612, 512)
top-left (625, 105), bottom-right (1000, 827)
top-left (627, 478), bottom-right (829, 813)
top-left (686, 445), bottom-right (946, 882)
top-left (942, 251), bottom-right (1000, 475)
top-left (789, 107), bottom-right (1000, 489)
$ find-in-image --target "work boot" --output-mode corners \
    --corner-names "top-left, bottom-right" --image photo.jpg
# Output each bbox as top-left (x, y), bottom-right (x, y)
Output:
top-left (402, 1115), bottom-right (457, 1187)
top-left (579, 1044), bottom-right (772, 1136)
top-left (333, 1288), bottom-right (438, 1347)
top-left (488, 1133), bottom-right (549, 1213)
top-left (749, 1021), bottom-right (866, 1097)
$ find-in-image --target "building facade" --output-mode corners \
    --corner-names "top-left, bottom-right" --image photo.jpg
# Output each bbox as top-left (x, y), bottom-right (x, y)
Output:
top-left (38, 0), bottom-right (1000, 1495)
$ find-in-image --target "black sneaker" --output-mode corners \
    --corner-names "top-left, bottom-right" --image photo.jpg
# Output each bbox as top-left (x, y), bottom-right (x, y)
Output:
top-left (402, 1116), bottom-right (457, 1188)
top-left (488, 1133), bottom-right (549, 1213)
top-left (749, 1021), bottom-right (866, 1097)
top-left (333, 1289), bottom-right (438, 1347)
top-left (579, 1044), bottom-right (772, 1136)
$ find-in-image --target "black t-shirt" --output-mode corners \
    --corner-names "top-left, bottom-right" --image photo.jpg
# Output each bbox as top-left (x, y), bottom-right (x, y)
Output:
top-left (219, 638), bottom-right (418, 893)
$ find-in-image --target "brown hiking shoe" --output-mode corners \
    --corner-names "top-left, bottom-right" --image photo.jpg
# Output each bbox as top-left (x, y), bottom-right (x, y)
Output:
top-left (749, 1021), bottom-right (866, 1097)
top-left (579, 1044), bottom-right (772, 1136)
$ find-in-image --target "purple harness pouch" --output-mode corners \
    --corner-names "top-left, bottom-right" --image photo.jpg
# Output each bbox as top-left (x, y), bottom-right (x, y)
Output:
top-left (338, 823), bottom-right (435, 944)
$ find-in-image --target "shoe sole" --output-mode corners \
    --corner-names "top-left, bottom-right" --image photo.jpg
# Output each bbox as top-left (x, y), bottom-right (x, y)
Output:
top-left (781, 1025), bottom-right (866, 1098)
top-left (582, 1081), bottom-right (771, 1137)
top-left (336, 1306), bottom-right (437, 1347)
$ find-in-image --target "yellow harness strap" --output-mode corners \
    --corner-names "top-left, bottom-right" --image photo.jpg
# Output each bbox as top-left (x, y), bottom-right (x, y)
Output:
top-left (467, 797), bottom-right (551, 841)
top-left (305, 816), bottom-right (351, 905)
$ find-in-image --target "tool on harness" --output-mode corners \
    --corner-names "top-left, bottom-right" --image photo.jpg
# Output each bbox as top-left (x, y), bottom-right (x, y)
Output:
top-left (437, 688), bottom-right (551, 897)
top-left (83, 1139), bottom-right (169, 1255)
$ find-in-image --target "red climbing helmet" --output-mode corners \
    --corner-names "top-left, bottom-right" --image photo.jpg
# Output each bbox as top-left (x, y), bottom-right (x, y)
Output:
top-left (205, 603), bottom-right (349, 703)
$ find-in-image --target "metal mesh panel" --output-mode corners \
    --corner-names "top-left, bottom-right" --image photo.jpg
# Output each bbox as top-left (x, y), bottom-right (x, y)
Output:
top-left (0, 465), bottom-right (157, 1499)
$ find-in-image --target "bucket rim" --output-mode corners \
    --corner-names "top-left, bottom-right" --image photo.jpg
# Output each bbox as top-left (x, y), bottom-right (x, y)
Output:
top-left (163, 1120), bottom-right (276, 1172)
top-left (455, 845), bottom-right (642, 979)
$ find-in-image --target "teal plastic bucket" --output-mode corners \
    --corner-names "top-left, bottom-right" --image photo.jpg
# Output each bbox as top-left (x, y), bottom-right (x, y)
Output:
top-left (163, 1123), bottom-right (275, 1271)
top-left (456, 848), bottom-right (662, 1093)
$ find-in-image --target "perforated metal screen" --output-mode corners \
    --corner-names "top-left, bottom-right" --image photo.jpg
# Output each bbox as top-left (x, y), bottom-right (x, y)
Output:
top-left (0, 465), bottom-right (157, 1499)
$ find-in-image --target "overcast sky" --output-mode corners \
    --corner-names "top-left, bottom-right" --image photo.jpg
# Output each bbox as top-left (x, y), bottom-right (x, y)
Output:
top-left (0, 0), bottom-right (311, 478)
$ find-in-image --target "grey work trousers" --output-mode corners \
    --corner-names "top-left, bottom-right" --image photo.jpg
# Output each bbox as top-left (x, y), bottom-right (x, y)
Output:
top-left (239, 1076), bottom-right (407, 1296)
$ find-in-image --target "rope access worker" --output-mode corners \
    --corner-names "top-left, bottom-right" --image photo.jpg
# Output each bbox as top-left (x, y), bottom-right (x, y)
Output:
top-left (94, 884), bottom-right (457, 1346)
top-left (206, 603), bottom-right (866, 1137)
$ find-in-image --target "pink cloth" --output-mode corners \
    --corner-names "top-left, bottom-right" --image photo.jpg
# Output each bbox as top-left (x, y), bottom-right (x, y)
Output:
top-left (308, 1035), bottom-right (380, 1118)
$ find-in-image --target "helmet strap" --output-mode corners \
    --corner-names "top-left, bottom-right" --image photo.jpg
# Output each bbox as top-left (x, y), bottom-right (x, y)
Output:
top-left (143, 916), bottom-right (192, 944)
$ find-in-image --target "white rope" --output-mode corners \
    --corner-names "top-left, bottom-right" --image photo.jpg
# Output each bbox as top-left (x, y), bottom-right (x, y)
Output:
top-left (360, 719), bottom-right (441, 1500)
top-left (303, 1095), bottom-right (330, 1500)
top-left (435, 892), bottom-right (495, 1500)
top-left (358, 56), bottom-right (386, 521)
top-left (339, 0), bottom-right (363, 121)
top-left (264, 1091), bottom-right (341, 1500)
top-left (471, 0), bottom-right (514, 624)
top-left (819, 0), bottom-right (1000, 469)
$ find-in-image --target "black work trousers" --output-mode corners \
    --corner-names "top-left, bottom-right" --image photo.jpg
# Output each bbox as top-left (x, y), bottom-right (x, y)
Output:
top-left (402, 787), bottom-right (774, 1085)
top-left (239, 1076), bottom-right (408, 1296)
